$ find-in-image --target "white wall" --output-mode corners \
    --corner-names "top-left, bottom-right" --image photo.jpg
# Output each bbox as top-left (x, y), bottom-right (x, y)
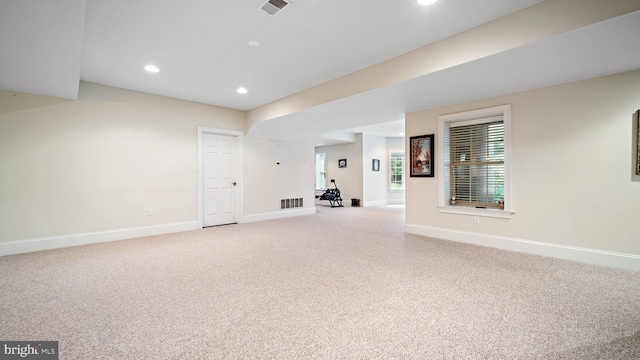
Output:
top-left (315, 134), bottom-right (363, 206)
top-left (405, 70), bottom-right (640, 261)
top-left (316, 135), bottom-right (406, 207)
top-left (362, 134), bottom-right (388, 206)
top-left (0, 82), bottom-right (315, 251)
top-left (387, 137), bottom-right (406, 204)
top-left (243, 136), bottom-right (315, 217)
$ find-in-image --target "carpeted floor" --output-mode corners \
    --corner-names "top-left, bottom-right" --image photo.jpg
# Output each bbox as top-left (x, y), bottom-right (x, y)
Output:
top-left (1, 205), bottom-right (639, 359)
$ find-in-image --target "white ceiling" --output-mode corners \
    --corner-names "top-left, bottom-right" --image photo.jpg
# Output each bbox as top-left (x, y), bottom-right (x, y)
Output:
top-left (0, 1), bottom-right (540, 107)
top-left (0, 0), bottom-right (86, 100)
top-left (251, 9), bottom-right (640, 145)
top-left (2, 0), bottom-right (640, 145)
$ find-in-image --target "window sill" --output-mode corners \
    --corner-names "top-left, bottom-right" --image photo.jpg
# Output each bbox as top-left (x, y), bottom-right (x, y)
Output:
top-left (438, 206), bottom-right (514, 219)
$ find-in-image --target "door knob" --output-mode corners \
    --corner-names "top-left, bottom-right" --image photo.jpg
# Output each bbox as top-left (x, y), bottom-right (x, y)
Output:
top-left (232, 182), bottom-right (237, 186)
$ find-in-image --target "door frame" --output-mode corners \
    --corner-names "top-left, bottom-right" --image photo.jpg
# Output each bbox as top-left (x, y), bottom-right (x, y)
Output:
top-left (197, 126), bottom-right (244, 228)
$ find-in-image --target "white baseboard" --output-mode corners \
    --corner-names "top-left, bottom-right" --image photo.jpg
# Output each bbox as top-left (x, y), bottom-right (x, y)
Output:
top-left (404, 224), bottom-right (640, 271)
top-left (386, 199), bottom-right (406, 205)
top-left (0, 221), bottom-right (199, 257)
top-left (359, 199), bottom-right (406, 207)
top-left (362, 200), bottom-right (387, 207)
top-left (241, 207), bottom-right (316, 223)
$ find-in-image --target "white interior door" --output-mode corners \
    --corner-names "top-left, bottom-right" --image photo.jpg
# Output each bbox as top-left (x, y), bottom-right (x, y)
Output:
top-left (203, 133), bottom-right (237, 227)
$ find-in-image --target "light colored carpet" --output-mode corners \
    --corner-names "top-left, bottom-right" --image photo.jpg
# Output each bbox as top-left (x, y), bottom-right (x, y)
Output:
top-left (1, 205), bottom-right (639, 359)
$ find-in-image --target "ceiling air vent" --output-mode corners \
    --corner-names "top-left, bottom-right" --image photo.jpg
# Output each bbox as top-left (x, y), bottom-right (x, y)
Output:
top-left (259, 0), bottom-right (291, 16)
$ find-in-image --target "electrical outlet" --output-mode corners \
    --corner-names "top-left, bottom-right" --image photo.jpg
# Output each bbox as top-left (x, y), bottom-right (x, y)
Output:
top-left (473, 216), bottom-right (480, 224)
top-left (147, 209), bottom-right (152, 216)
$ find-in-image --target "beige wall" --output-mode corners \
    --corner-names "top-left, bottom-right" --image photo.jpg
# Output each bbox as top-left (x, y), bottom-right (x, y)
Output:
top-left (406, 70), bottom-right (640, 256)
top-left (0, 82), bottom-right (315, 245)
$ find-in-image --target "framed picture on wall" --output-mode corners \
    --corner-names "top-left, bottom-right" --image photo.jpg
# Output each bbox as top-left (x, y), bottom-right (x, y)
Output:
top-left (372, 159), bottom-right (380, 171)
top-left (338, 159), bottom-right (347, 168)
top-left (636, 110), bottom-right (640, 175)
top-left (410, 134), bottom-right (434, 177)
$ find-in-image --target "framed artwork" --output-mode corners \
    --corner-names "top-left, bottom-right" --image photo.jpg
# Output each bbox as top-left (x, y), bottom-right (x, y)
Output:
top-left (636, 110), bottom-right (640, 175)
top-left (410, 134), bottom-right (434, 177)
top-left (372, 159), bottom-right (380, 171)
top-left (338, 159), bottom-right (347, 168)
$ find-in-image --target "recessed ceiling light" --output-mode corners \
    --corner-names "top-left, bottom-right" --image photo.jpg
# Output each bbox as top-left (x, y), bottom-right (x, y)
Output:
top-left (248, 40), bottom-right (260, 47)
top-left (399, 132), bottom-right (405, 135)
top-left (418, 0), bottom-right (437, 5)
top-left (237, 87), bottom-right (248, 94)
top-left (144, 65), bottom-right (159, 73)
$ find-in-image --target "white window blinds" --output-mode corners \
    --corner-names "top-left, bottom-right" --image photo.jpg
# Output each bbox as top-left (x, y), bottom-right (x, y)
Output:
top-left (449, 117), bottom-right (504, 208)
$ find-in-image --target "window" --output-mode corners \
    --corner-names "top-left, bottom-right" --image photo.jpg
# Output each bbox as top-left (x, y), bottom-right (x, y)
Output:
top-left (450, 121), bottom-right (504, 208)
top-left (438, 105), bottom-right (512, 218)
top-left (315, 153), bottom-right (327, 190)
top-left (390, 153), bottom-right (405, 190)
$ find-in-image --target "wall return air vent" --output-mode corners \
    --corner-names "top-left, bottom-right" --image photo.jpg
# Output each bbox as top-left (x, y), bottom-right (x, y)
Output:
top-left (259, 0), bottom-right (291, 16)
top-left (281, 198), bottom-right (303, 210)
